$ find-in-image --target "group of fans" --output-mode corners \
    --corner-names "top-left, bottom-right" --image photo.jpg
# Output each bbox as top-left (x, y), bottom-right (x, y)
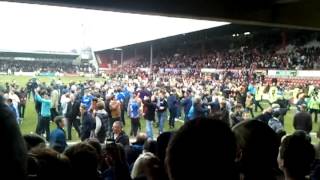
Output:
top-left (1, 69), bottom-right (320, 145)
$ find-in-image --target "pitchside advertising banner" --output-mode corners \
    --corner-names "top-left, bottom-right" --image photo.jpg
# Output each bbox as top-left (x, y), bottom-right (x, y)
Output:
top-left (268, 70), bottom-right (320, 77)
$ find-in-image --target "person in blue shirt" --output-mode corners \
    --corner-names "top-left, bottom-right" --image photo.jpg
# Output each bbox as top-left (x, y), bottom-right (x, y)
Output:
top-left (35, 90), bottom-right (52, 141)
top-left (50, 116), bottom-right (67, 153)
top-left (81, 89), bottom-right (93, 111)
top-left (128, 92), bottom-right (141, 137)
top-left (6, 98), bottom-right (18, 124)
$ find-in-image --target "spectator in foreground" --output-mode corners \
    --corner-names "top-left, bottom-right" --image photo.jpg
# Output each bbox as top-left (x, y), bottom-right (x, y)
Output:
top-left (232, 120), bottom-right (281, 180)
top-left (0, 95), bottom-right (27, 180)
top-left (49, 116), bottom-right (67, 153)
top-left (64, 143), bottom-right (100, 180)
top-left (28, 148), bottom-right (71, 180)
top-left (166, 117), bottom-right (238, 180)
top-left (101, 143), bottom-right (131, 180)
top-left (278, 132), bottom-right (315, 180)
top-left (293, 111), bottom-right (313, 134)
top-left (23, 134), bottom-right (46, 152)
top-left (312, 126), bottom-right (320, 180)
top-left (112, 121), bottom-right (130, 148)
top-left (131, 152), bottom-right (163, 180)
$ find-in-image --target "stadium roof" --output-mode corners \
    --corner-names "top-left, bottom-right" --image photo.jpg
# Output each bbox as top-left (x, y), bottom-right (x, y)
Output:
top-left (0, 50), bottom-right (79, 60)
top-left (0, 2), bottom-right (228, 52)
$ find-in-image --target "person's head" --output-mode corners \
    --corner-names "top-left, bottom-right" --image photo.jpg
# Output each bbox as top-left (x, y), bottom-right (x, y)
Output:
top-left (96, 101), bottom-right (105, 110)
top-left (278, 133), bottom-right (315, 179)
top-left (166, 117), bottom-right (238, 180)
top-left (235, 103), bottom-right (242, 112)
top-left (232, 120), bottom-right (280, 179)
top-left (69, 93), bottom-right (75, 102)
top-left (102, 143), bottom-right (127, 167)
top-left (143, 140), bottom-right (157, 154)
top-left (28, 148), bottom-right (71, 180)
top-left (135, 133), bottom-right (147, 146)
top-left (54, 116), bottom-right (65, 128)
top-left (6, 98), bottom-right (13, 105)
top-left (80, 104), bottom-right (87, 114)
top-left (0, 95), bottom-right (27, 179)
top-left (131, 152), bottom-right (162, 180)
top-left (23, 134), bottom-right (46, 152)
top-left (64, 143), bottom-right (99, 179)
top-left (293, 112), bottom-right (312, 133)
top-left (112, 121), bottom-right (123, 135)
top-left (159, 92), bottom-right (164, 100)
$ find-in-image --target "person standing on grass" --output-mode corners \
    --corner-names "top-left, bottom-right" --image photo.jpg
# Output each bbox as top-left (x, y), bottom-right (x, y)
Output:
top-left (50, 116), bottom-right (67, 153)
top-left (18, 87), bottom-right (27, 120)
top-left (65, 94), bottom-right (81, 140)
top-left (168, 90), bottom-right (178, 129)
top-left (128, 92), bottom-right (142, 137)
top-left (79, 104), bottom-right (94, 141)
top-left (143, 96), bottom-right (157, 140)
top-left (35, 90), bottom-right (52, 141)
top-left (94, 101), bottom-right (108, 143)
top-left (157, 92), bottom-right (168, 135)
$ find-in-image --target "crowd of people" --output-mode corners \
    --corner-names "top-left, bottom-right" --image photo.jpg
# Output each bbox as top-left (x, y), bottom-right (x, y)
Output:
top-left (0, 60), bottom-right (96, 74)
top-left (1, 72), bottom-right (320, 179)
top-left (122, 46), bottom-right (320, 71)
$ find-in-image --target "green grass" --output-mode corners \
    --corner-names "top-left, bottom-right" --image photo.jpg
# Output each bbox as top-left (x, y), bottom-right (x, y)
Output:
top-left (1, 75), bottom-right (319, 143)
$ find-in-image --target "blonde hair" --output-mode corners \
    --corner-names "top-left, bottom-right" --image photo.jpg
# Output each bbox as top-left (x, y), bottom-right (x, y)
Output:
top-left (131, 152), bottom-right (160, 179)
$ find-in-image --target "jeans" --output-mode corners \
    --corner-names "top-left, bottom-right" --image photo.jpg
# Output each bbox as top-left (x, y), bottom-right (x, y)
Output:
top-left (169, 108), bottom-right (177, 128)
top-left (40, 116), bottom-right (50, 141)
top-left (157, 112), bottom-right (166, 134)
top-left (146, 120), bottom-right (154, 140)
top-left (67, 118), bottom-right (81, 140)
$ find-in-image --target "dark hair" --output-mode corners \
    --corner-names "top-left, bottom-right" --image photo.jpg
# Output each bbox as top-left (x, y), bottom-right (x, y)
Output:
top-left (232, 120), bottom-right (280, 180)
top-left (64, 143), bottom-right (99, 179)
top-left (0, 96), bottom-right (27, 179)
top-left (28, 148), bottom-right (71, 180)
top-left (23, 134), bottom-right (46, 151)
top-left (293, 112), bottom-right (312, 133)
top-left (280, 133), bottom-right (315, 178)
top-left (102, 143), bottom-right (131, 180)
top-left (143, 140), bottom-right (157, 155)
top-left (166, 117), bottom-right (238, 180)
top-left (54, 116), bottom-right (64, 127)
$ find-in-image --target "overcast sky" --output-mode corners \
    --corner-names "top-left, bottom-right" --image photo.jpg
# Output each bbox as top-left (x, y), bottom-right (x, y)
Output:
top-left (0, 2), bottom-right (229, 52)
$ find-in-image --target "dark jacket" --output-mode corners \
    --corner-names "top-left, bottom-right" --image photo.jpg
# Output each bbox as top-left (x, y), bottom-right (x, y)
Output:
top-left (49, 127), bottom-right (67, 153)
top-left (65, 100), bottom-right (80, 120)
top-left (181, 97), bottom-right (192, 114)
top-left (115, 131), bottom-right (130, 148)
top-left (81, 112), bottom-right (94, 141)
top-left (143, 100), bottom-right (157, 121)
top-left (167, 95), bottom-right (178, 110)
top-left (157, 98), bottom-right (168, 113)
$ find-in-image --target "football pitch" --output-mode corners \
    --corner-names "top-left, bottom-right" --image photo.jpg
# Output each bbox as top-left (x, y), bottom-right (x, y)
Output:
top-left (0, 75), bottom-right (319, 143)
